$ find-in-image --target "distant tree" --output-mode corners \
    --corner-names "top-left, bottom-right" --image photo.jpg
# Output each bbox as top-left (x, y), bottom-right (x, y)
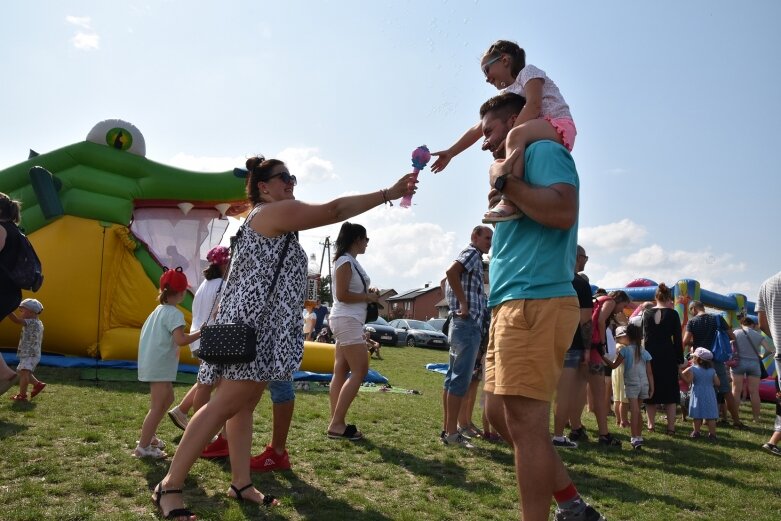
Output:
top-left (391, 304), bottom-right (406, 319)
top-left (319, 275), bottom-right (333, 305)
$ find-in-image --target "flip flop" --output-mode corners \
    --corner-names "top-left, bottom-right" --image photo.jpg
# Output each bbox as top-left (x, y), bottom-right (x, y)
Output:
top-left (327, 424), bottom-right (363, 441)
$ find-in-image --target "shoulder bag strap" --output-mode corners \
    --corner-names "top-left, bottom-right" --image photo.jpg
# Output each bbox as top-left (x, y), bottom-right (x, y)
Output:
top-left (204, 229), bottom-right (293, 325)
top-left (743, 328), bottom-right (763, 358)
top-left (350, 257), bottom-right (369, 293)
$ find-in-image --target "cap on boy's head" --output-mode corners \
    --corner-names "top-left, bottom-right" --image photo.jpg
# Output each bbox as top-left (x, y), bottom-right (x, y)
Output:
top-left (20, 298), bottom-right (43, 314)
top-left (206, 246), bottom-right (230, 266)
top-left (693, 347), bottom-right (713, 361)
top-left (160, 267), bottom-right (188, 292)
top-left (614, 325), bottom-right (628, 338)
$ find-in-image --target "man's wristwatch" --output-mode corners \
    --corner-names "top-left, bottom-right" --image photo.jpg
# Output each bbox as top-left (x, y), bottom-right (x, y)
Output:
top-left (493, 174), bottom-right (509, 192)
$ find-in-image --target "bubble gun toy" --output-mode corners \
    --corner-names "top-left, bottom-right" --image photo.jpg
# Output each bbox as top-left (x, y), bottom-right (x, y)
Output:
top-left (400, 145), bottom-right (432, 208)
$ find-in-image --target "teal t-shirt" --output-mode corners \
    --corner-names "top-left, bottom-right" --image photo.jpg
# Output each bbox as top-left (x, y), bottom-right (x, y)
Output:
top-left (137, 304), bottom-right (185, 382)
top-left (488, 141), bottom-right (579, 307)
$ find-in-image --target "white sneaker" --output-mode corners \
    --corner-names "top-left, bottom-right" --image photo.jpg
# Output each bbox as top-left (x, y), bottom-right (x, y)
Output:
top-left (135, 436), bottom-right (166, 450)
top-left (133, 444), bottom-right (167, 459)
top-left (443, 433), bottom-right (475, 449)
top-left (167, 406), bottom-right (189, 430)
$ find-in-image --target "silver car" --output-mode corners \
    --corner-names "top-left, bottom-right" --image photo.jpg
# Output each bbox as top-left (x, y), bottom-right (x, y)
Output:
top-left (389, 319), bottom-right (449, 349)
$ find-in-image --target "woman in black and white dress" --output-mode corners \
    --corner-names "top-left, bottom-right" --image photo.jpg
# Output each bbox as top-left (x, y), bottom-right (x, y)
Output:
top-left (152, 158), bottom-right (416, 521)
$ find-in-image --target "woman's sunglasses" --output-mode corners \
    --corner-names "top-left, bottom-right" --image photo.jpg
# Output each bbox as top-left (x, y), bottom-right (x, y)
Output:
top-left (267, 172), bottom-right (297, 186)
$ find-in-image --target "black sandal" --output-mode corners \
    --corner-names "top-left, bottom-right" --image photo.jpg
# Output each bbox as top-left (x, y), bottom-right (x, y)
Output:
top-left (152, 483), bottom-right (195, 520)
top-left (230, 483), bottom-right (278, 506)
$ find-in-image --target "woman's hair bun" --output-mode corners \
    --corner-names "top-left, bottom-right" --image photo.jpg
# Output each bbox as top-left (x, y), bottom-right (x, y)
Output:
top-left (245, 155), bottom-right (266, 171)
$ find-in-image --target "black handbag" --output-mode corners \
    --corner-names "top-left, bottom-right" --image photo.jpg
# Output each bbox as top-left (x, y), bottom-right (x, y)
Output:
top-left (352, 259), bottom-right (381, 323)
top-left (198, 231), bottom-right (292, 364)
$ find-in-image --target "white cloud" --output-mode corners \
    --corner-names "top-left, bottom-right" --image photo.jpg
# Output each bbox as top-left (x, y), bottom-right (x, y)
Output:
top-left (65, 16), bottom-right (92, 29)
top-left (277, 147), bottom-right (337, 182)
top-left (66, 16), bottom-right (99, 50)
top-left (585, 240), bottom-right (749, 296)
top-left (72, 32), bottom-right (100, 50)
top-left (579, 218), bottom-right (647, 251)
top-left (298, 205), bottom-right (458, 292)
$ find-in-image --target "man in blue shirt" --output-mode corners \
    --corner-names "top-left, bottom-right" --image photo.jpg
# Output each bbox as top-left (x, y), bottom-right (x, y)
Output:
top-left (481, 93), bottom-right (604, 521)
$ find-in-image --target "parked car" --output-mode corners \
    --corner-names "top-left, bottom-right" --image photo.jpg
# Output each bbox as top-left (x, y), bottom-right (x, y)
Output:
top-left (389, 319), bottom-right (449, 349)
top-left (363, 317), bottom-right (398, 346)
top-left (427, 318), bottom-right (447, 333)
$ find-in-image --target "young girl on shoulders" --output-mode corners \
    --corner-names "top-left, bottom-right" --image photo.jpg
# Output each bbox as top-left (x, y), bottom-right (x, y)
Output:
top-left (134, 267), bottom-right (201, 459)
top-left (681, 347), bottom-right (720, 441)
top-left (432, 39), bottom-right (575, 223)
top-left (610, 324), bottom-right (654, 449)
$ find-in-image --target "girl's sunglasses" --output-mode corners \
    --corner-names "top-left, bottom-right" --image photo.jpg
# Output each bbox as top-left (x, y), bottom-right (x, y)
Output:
top-left (482, 54), bottom-right (502, 77)
top-left (267, 172), bottom-right (297, 186)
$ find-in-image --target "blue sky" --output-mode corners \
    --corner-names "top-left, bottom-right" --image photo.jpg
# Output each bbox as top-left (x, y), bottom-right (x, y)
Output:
top-left (1, 1), bottom-right (779, 303)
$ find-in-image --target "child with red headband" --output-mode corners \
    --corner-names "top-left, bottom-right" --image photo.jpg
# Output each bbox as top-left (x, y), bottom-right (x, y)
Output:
top-left (134, 267), bottom-right (201, 459)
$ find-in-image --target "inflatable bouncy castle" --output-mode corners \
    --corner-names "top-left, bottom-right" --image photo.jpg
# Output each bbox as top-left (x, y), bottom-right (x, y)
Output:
top-left (0, 120), bottom-right (250, 364)
top-left (0, 120), bottom-right (336, 372)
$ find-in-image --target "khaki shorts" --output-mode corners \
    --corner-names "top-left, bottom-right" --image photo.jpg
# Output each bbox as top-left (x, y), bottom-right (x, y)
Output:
top-left (484, 297), bottom-right (579, 402)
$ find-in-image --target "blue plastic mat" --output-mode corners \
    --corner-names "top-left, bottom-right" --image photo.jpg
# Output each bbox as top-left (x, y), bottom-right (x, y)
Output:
top-left (426, 362), bottom-right (449, 375)
top-left (2, 352), bottom-right (388, 383)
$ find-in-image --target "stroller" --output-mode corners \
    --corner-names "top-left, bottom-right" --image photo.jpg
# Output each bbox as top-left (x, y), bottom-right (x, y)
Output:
top-left (315, 326), bottom-right (334, 344)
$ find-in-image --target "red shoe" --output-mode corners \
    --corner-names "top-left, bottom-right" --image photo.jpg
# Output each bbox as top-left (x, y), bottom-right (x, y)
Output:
top-left (250, 445), bottom-right (291, 473)
top-left (30, 382), bottom-right (47, 398)
top-left (10, 393), bottom-right (28, 402)
top-left (200, 434), bottom-right (229, 458)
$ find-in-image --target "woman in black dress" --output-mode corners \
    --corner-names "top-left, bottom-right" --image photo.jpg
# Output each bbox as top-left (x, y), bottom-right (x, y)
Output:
top-left (642, 283), bottom-right (684, 434)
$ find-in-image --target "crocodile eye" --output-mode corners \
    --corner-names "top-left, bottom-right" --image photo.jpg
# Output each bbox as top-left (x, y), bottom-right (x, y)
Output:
top-left (86, 119), bottom-right (146, 156)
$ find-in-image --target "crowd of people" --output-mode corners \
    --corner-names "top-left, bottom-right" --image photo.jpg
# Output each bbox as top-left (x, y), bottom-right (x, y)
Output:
top-left (1, 37), bottom-right (780, 521)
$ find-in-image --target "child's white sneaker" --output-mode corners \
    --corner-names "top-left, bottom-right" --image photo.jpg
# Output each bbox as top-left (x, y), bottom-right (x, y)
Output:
top-left (133, 444), bottom-right (167, 459)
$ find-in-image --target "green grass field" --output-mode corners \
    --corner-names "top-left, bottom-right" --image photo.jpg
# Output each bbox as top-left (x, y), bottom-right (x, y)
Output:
top-left (1, 346), bottom-right (779, 521)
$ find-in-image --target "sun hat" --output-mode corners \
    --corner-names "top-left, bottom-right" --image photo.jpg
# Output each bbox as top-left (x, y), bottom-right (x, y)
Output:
top-left (19, 298), bottom-right (43, 314)
top-left (693, 347), bottom-right (713, 361)
top-left (206, 245), bottom-right (230, 266)
top-left (160, 267), bottom-right (189, 292)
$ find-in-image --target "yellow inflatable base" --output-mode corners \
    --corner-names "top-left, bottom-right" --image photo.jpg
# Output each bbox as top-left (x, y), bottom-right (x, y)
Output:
top-left (101, 328), bottom-right (335, 372)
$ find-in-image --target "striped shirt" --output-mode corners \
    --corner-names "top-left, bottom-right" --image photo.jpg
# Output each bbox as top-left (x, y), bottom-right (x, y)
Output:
top-left (445, 245), bottom-right (485, 322)
top-left (756, 271), bottom-right (781, 358)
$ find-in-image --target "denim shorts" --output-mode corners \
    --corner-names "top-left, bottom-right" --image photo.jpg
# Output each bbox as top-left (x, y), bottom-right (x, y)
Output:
top-left (713, 361), bottom-right (732, 394)
top-left (268, 380), bottom-right (295, 404)
top-left (731, 359), bottom-right (761, 378)
top-left (443, 316), bottom-right (481, 397)
top-left (625, 381), bottom-right (650, 400)
top-left (562, 346), bottom-right (584, 369)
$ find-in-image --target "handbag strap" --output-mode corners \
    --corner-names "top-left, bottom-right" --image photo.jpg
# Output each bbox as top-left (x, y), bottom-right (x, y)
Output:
top-left (742, 328), bottom-right (763, 358)
top-left (204, 221), bottom-right (293, 324)
top-left (349, 256), bottom-right (368, 292)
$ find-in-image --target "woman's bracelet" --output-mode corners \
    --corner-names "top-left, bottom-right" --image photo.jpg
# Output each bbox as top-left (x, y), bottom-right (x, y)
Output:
top-left (381, 188), bottom-right (393, 206)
